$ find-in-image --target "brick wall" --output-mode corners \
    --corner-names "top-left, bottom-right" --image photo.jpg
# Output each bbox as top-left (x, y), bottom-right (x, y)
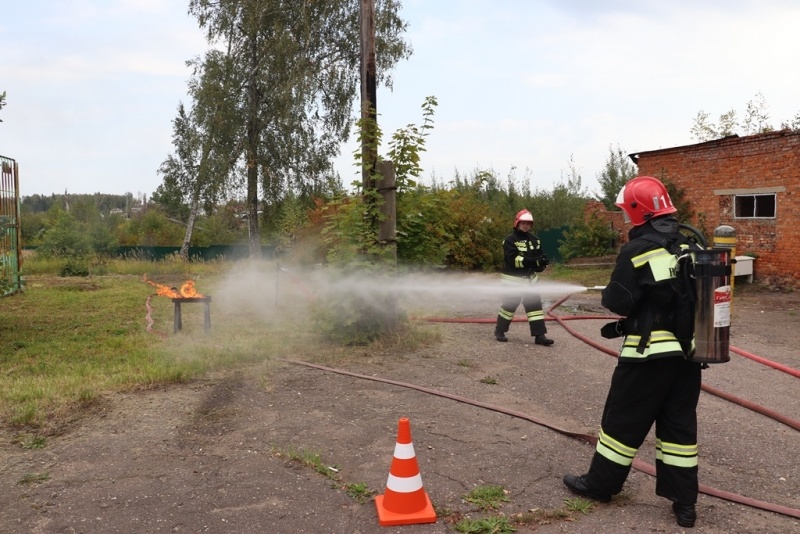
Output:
top-left (634, 130), bottom-right (800, 284)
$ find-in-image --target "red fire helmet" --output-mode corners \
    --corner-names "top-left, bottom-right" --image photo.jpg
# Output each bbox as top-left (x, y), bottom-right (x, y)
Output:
top-left (514, 209), bottom-right (534, 228)
top-left (615, 176), bottom-right (677, 226)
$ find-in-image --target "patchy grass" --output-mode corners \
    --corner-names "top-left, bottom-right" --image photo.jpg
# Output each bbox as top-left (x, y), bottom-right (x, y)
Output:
top-left (0, 262), bottom-right (607, 433)
top-left (455, 515), bottom-right (516, 533)
top-left (17, 472), bottom-right (51, 485)
top-left (1, 275), bottom-right (197, 428)
top-left (463, 485), bottom-right (510, 511)
top-left (1, 262), bottom-right (442, 432)
top-left (344, 482), bottom-right (374, 504)
top-left (273, 446), bottom-right (375, 504)
top-left (543, 264), bottom-right (613, 288)
top-left (18, 434), bottom-right (47, 449)
top-left (455, 484), bottom-right (597, 531)
top-left (564, 497), bottom-right (595, 514)
top-left (513, 507), bottom-right (572, 526)
top-left (278, 447), bottom-right (340, 481)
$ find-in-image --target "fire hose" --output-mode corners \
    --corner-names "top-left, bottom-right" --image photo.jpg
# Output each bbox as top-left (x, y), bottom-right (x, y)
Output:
top-left (285, 293), bottom-right (800, 520)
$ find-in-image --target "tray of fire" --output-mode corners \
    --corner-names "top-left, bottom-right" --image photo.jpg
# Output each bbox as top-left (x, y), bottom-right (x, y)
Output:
top-left (145, 276), bottom-right (212, 335)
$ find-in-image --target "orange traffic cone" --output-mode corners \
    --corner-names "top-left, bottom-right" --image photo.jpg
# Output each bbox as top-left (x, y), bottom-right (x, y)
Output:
top-left (375, 417), bottom-right (437, 526)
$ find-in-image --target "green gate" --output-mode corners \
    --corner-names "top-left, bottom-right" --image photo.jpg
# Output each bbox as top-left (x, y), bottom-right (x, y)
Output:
top-left (0, 155), bottom-right (22, 295)
top-left (537, 225), bottom-right (568, 264)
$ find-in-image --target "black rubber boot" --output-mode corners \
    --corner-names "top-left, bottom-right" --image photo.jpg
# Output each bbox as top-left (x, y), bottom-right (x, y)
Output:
top-left (672, 502), bottom-right (696, 528)
top-left (535, 334), bottom-right (554, 346)
top-left (495, 316), bottom-right (510, 342)
top-left (563, 474), bottom-right (611, 503)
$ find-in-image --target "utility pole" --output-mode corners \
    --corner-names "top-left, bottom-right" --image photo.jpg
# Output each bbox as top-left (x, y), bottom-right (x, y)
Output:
top-left (360, 0), bottom-right (397, 331)
top-left (359, 0), bottom-right (377, 194)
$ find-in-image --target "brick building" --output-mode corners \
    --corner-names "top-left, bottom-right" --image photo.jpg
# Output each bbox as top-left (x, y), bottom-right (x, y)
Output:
top-left (630, 129), bottom-right (800, 284)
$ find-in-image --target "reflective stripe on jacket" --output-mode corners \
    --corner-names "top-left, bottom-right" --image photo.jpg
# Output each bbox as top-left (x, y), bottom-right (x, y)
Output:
top-left (501, 228), bottom-right (543, 280)
top-left (602, 220), bottom-right (689, 362)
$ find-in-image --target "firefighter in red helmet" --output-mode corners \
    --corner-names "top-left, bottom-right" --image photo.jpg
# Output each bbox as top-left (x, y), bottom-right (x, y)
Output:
top-left (563, 176), bottom-right (703, 528)
top-left (493, 209), bottom-right (554, 345)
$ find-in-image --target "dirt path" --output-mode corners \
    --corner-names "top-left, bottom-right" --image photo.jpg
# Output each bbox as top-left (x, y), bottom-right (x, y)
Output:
top-left (1, 288), bottom-right (799, 533)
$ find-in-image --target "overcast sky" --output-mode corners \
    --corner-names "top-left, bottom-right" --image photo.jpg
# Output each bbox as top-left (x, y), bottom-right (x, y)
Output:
top-left (2, 0), bottom-right (799, 198)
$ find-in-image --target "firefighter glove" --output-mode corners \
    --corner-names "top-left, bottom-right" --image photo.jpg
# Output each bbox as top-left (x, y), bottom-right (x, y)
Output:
top-left (522, 256), bottom-right (539, 269)
top-left (531, 255), bottom-right (549, 272)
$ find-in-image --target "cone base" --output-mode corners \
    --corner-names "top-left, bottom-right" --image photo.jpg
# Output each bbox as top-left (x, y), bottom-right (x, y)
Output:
top-left (375, 492), bottom-right (437, 526)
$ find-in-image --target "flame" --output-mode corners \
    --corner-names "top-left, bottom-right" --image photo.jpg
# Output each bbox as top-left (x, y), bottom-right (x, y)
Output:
top-left (144, 275), bottom-right (203, 298)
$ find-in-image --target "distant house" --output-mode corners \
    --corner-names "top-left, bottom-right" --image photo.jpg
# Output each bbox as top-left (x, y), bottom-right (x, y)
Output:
top-left (630, 129), bottom-right (800, 284)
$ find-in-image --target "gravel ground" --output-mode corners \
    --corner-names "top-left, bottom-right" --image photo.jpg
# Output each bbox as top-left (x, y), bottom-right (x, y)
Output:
top-left (1, 278), bottom-right (798, 533)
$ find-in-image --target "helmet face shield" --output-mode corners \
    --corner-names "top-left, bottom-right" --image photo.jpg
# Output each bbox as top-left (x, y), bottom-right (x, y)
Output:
top-left (615, 184), bottom-right (632, 223)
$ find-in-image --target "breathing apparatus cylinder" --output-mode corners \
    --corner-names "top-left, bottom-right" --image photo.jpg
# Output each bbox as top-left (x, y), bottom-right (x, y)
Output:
top-left (713, 225), bottom-right (737, 299)
top-left (691, 248), bottom-right (732, 363)
top-left (677, 223), bottom-right (731, 364)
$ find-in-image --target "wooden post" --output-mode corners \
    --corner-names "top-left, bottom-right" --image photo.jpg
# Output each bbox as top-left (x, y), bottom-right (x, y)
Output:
top-left (376, 160), bottom-right (397, 265)
top-left (377, 160), bottom-right (398, 329)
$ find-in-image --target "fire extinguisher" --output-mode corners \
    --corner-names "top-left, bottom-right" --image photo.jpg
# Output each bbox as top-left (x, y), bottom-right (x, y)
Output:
top-left (680, 223), bottom-right (732, 364)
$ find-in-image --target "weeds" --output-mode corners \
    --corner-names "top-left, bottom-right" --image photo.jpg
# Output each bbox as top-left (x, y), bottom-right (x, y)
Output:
top-left (463, 485), bottom-right (509, 511)
top-left (513, 508), bottom-right (571, 526)
top-left (18, 472), bottom-right (50, 485)
top-left (480, 376), bottom-right (498, 385)
top-left (455, 485), bottom-right (595, 531)
top-left (344, 482), bottom-right (374, 504)
top-left (281, 447), bottom-right (340, 481)
top-left (564, 497), bottom-right (594, 514)
top-left (18, 434), bottom-right (47, 449)
top-left (274, 446), bottom-right (375, 504)
top-left (454, 515), bottom-right (516, 533)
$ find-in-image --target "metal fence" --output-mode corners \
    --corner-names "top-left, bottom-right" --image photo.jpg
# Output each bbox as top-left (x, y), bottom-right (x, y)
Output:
top-left (0, 155), bottom-right (22, 295)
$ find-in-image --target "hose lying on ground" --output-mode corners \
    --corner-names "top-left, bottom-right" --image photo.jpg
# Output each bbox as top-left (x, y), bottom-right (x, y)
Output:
top-left (284, 293), bottom-right (800, 520)
top-left (284, 358), bottom-right (800, 520)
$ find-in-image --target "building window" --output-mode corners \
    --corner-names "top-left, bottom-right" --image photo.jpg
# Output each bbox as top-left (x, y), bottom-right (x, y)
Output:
top-left (734, 194), bottom-right (776, 219)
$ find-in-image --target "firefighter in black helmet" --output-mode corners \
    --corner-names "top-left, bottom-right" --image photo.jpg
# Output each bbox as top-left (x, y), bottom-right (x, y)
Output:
top-left (563, 176), bottom-right (703, 528)
top-left (493, 209), bottom-right (554, 345)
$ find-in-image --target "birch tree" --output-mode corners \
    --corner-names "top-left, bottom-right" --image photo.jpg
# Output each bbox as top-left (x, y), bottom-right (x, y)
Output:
top-left (185, 0), bottom-right (411, 257)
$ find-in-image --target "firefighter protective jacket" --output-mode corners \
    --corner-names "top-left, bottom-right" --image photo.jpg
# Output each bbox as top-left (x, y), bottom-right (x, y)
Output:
top-left (501, 227), bottom-right (547, 282)
top-left (601, 217), bottom-right (689, 362)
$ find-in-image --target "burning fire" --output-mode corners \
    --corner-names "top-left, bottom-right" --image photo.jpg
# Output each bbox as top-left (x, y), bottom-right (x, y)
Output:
top-left (144, 275), bottom-right (204, 298)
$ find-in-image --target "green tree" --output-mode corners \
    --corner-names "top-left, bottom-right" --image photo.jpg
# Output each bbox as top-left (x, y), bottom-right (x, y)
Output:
top-left (526, 155), bottom-right (589, 231)
top-left (37, 208), bottom-right (93, 258)
top-left (780, 112), bottom-right (800, 131)
top-left (690, 92), bottom-right (782, 142)
top-left (156, 43), bottom-right (243, 259)
top-left (192, 208), bottom-right (247, 247)
top-left (186, 0), bottom-right (411, 258)
top-left (596, 145), bottom-right (637, 209)
top-left (121, 209), bottom-right (185, 247)
top-left (323, 97), bottom-right (437, 267)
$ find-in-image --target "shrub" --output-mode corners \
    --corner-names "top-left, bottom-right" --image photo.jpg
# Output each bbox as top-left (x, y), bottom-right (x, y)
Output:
top-left (558, 213), bottom-right (618, 261)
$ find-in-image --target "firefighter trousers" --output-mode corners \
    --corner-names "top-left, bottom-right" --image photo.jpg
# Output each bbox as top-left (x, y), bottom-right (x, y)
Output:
top-left (584, 357), bottom-right (702, 504)
top-left (495, 281), bottom-right (547, 336)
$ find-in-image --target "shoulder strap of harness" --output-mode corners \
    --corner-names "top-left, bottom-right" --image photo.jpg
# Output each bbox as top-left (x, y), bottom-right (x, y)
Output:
top-left (630, 230), bottom-right (690, 353)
